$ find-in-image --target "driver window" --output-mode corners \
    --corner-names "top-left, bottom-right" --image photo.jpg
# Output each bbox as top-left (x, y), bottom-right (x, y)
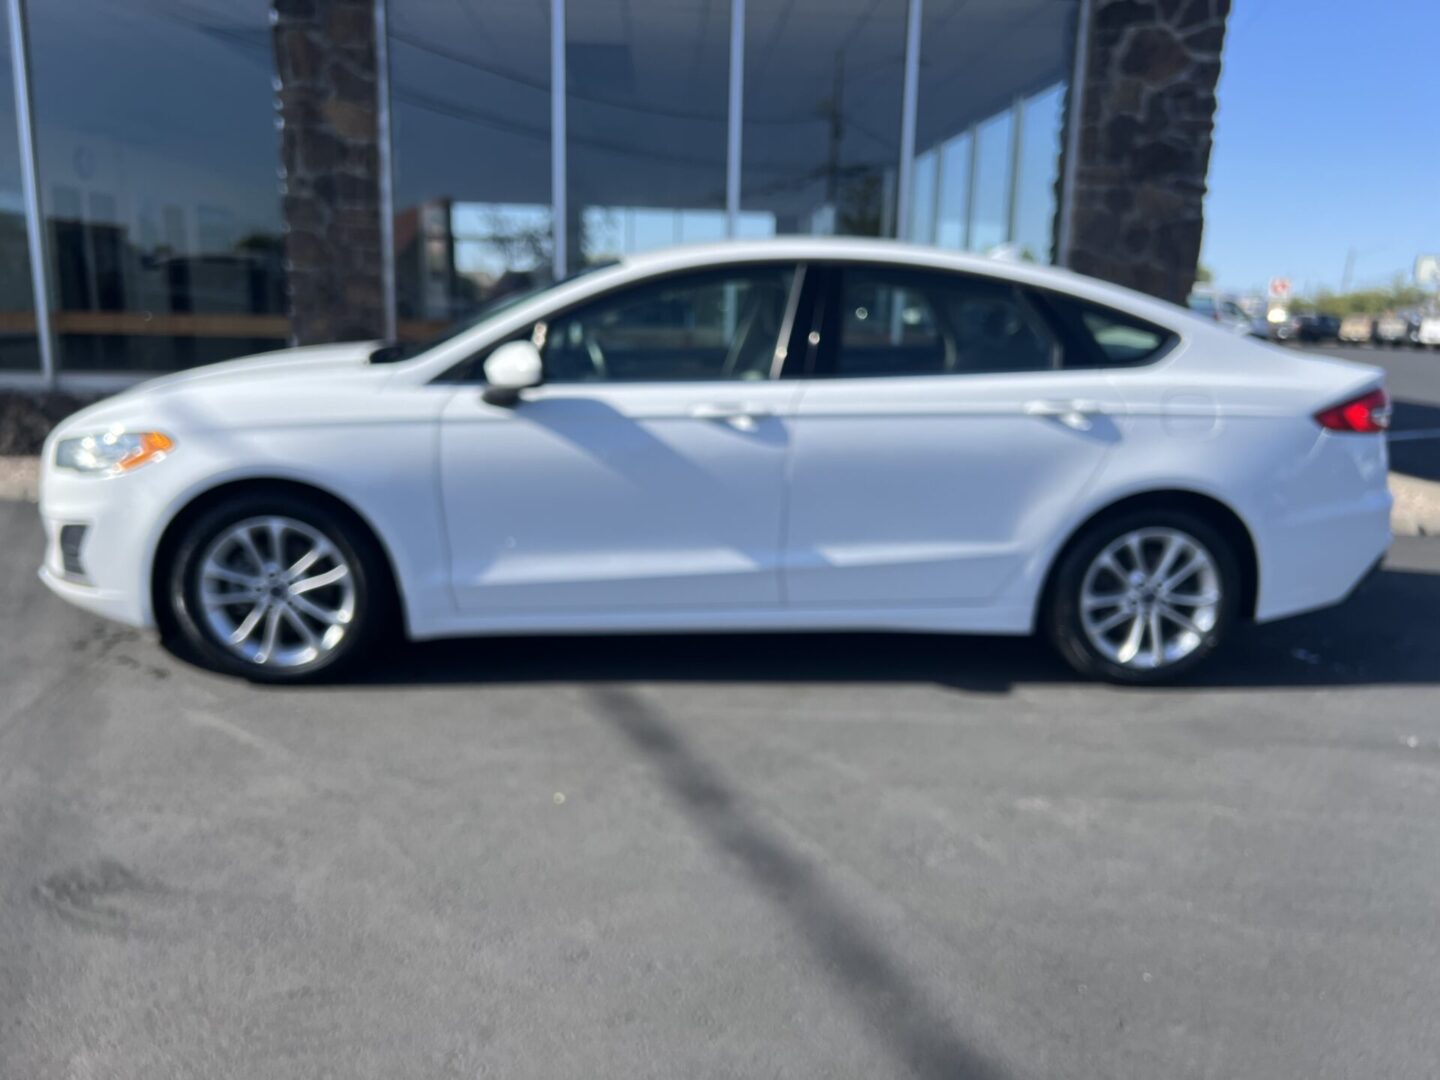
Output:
top-left (541, 265), bottom-right (796, 383)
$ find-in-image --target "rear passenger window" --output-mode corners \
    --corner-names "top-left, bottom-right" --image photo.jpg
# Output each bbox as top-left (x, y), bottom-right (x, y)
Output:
top-left (830, 268), bottom-right (1059, 377)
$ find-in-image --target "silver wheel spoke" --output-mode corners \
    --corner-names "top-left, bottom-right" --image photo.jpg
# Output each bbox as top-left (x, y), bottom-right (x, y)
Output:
top-left (1115, 615), bottom-right (1146, 663)
top-left (1092, 608), bottom-right (1133, 634)
top-left (255, 606), bottom-right (283, 664)
top-left (288, 591), bottom-right (343, 626)
top-left (1165, 590), bottom-right (1219, 607)
top-left (1095, 552), bottom-right (1125, 583)
top-left (279, 603), bottom-right (319, 648)
top-left (270, 517), bottom-right (291, 561)
top-left (1159, 604), bottom-right (1203, 635)
top-left (1146, 608), bottom-right (1164, 667)
top-left (1123, 534), bottom-right (1145, 574)
top-left (1082, 591), bottom-right (1126, 611)
top-left (235, 528), bottom-right (266, 574)
top-left (290, 564), bottom-right (349, 594)
top-left (228, 601), bottom-right (268, 645)
top-left (286, 542), bottom-right (329, 580)
top-left (1161, 554), bottom-right (1203, 592)
top-left (1149, 535), bottom-right (1186, 585)
top-left (203, 565), bottom-right (261, 588)
top-left (203, 589), bottom-right (255, 609)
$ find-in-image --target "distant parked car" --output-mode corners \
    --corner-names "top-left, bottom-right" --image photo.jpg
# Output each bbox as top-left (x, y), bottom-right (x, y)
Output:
top-left (1374, 312), bottom-right (1411, 348)
top-left (1338, 314), bottom-right (1375, 344)
top-left (1187, 290), bottom-right (1253, 335)
top-left (1417, 315), bottom-right (1440, 349)
top-left (1284, 313), bottom-right (1341, 344)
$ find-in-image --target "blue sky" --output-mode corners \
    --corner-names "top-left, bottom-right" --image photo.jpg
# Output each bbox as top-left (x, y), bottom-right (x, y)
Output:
top-left (1202, 0), bottom-right (1440, 294)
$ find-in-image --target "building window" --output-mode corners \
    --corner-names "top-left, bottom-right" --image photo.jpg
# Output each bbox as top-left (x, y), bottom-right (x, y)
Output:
top-left (740, 0), bottom-right (907, 238)
top-left (388, 0), bottom-right (553, 338)
top-left (1014, 84), bottom-right (1066, 264)
top-left (26, 0), bottom-right (288, 373)
top-left (910, 0), bottom-right (1076, 260)
top-left (565, 0), bottom-right (731, 271)
top-left (0, 14), bottom-right (39, 372)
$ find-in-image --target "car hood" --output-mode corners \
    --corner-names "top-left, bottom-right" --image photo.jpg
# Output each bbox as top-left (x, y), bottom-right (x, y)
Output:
top-left (48, 340), bottom-right (391, 443)
top-left (117, 340), bottom-right (382, 398)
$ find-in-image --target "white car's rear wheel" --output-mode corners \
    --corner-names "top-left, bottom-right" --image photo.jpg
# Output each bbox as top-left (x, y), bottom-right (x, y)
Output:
top-left (1045, 509), bottom-right (1241, 684)
top-left (165, 492), bottom-right (391, 682)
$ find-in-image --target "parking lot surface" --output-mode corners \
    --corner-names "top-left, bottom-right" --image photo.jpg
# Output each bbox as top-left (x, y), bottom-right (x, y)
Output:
top-left (3, 479), bottom-right (1440, 1078)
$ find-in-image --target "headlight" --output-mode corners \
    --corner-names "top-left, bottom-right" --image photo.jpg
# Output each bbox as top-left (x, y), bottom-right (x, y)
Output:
top-left (54, 430), bottom-right (174, 475)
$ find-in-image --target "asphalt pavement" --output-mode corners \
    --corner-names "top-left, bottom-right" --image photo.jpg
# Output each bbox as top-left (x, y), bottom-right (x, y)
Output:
top-left (3, 340), bottom-right (1440, 1079)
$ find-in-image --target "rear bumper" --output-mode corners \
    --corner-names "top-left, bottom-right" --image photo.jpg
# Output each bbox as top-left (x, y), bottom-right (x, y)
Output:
top-left (1253, 486), bottom-right (1392, 623)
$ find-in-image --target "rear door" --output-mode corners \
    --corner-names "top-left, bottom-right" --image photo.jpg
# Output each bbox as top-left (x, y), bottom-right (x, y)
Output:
top-left (782, 263), bottom-right (1137, 608)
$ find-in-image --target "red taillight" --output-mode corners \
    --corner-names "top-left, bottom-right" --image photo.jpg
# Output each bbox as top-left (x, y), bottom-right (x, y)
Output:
top-left (1314, 387), bottom-right (1391, 433)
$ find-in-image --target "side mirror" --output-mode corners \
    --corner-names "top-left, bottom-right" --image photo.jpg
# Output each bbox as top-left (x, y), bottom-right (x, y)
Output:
top-left (481, 340), bottom-right (544, 406)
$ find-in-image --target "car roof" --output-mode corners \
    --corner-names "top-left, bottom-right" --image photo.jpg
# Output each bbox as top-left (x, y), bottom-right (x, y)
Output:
top-left (612, 237), bottom-right (1191, 326)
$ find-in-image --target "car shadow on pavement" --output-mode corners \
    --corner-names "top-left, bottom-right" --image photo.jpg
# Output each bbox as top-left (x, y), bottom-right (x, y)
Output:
top-left (352, 566), bottom-right (1440, 694)
top-left (586, 685), bottom-right (1010, 1080)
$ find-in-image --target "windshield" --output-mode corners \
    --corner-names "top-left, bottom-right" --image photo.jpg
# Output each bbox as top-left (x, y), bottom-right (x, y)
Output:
top-left (368, 261), bottom-right (620, 364)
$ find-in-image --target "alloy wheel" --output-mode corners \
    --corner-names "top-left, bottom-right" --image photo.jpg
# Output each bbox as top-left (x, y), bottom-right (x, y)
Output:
top-left (196, 515), bottom-right (356, 669)
top-left (1078, 527), bottom-right (1222, 672)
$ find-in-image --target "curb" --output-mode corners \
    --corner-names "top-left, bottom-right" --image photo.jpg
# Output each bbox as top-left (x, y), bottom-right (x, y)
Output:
top-left (1390, 473), bottom-right (1440, 538)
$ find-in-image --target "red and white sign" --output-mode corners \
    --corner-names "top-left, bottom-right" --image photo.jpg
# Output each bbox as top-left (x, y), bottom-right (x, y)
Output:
top-left (1268, 277), bottom-right (1292, 299)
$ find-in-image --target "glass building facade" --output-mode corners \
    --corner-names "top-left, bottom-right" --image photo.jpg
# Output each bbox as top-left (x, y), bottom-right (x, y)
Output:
top-left (1, 0), bottom-right (1079, 380)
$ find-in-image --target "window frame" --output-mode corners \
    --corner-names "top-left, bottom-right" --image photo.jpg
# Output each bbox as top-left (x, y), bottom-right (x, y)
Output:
top-left (795, 262), bottom-right (1180, 380)
top-left (441, 260), bottom-right (809, 386)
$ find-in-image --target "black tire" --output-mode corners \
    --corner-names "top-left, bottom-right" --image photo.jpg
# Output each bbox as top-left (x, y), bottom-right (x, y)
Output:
top-left (163, 491), bottom-right (394, 683)
top-left (1043, 508), bottom-right (1241, 685)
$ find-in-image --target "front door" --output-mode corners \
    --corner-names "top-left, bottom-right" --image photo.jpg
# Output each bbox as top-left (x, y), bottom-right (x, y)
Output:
top-left (440, 263), bottom-right (803, 613)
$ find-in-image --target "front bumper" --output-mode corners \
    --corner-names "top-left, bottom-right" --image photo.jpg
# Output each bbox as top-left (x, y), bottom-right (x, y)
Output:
top-left (38, 467), bottom-right (168, 630)
top-left (37, 562), bottom-right (147, 626)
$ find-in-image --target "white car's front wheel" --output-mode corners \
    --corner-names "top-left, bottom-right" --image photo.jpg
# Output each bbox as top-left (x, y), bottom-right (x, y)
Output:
top-left (1045, 509), bottom-right (1241, 684)
top-left (164, 492), bottom-right (392, 682)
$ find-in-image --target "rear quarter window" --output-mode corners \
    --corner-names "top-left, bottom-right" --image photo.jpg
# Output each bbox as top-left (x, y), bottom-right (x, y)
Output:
top-left (1035, 291), bottom-right (1178, 369)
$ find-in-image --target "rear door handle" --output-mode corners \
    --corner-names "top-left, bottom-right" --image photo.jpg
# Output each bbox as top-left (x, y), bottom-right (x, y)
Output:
top-left (690, 402), bottom-right (770, 431)
top-left (1024, 399), bottom-right (1105, 431)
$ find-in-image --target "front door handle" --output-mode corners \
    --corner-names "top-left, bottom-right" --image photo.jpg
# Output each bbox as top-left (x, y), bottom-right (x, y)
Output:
top-left (690, 402), bottom-right (770, 431)
top-left (1024, 399), bottom-right (1105, 431)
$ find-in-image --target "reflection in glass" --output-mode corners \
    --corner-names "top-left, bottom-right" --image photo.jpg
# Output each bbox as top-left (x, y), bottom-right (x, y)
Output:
top-left (969, 111), bottom-right (1012, 254)
top-left (389, 1), bottom-right (552, 333)
top-left (566, 0), bottom-right (729, 271)
top-left (0, 14), bottom-right (40, 370)
top-left (742, 0), bottom-right (906, 237)
top-left (27, 0), bottom-right (287, 372)
top-left (933, 132), bottom-right (972, 250)
top-left (911, 0), bottom-right (1075, 258)
top-left (908, 149), bottom-right (938, 244)
top-left (1013, 85), bottom-right (1065, 263)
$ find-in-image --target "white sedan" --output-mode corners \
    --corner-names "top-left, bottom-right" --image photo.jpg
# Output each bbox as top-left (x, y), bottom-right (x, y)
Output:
top-left (38, 239), bottom-right (1393, 684)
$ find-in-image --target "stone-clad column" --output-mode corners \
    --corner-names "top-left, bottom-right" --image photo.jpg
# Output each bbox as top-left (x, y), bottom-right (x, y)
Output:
top-left (1063, 0), bottom-right (1229, 304)
top-left (271, 0), bottom-right (385, 344)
